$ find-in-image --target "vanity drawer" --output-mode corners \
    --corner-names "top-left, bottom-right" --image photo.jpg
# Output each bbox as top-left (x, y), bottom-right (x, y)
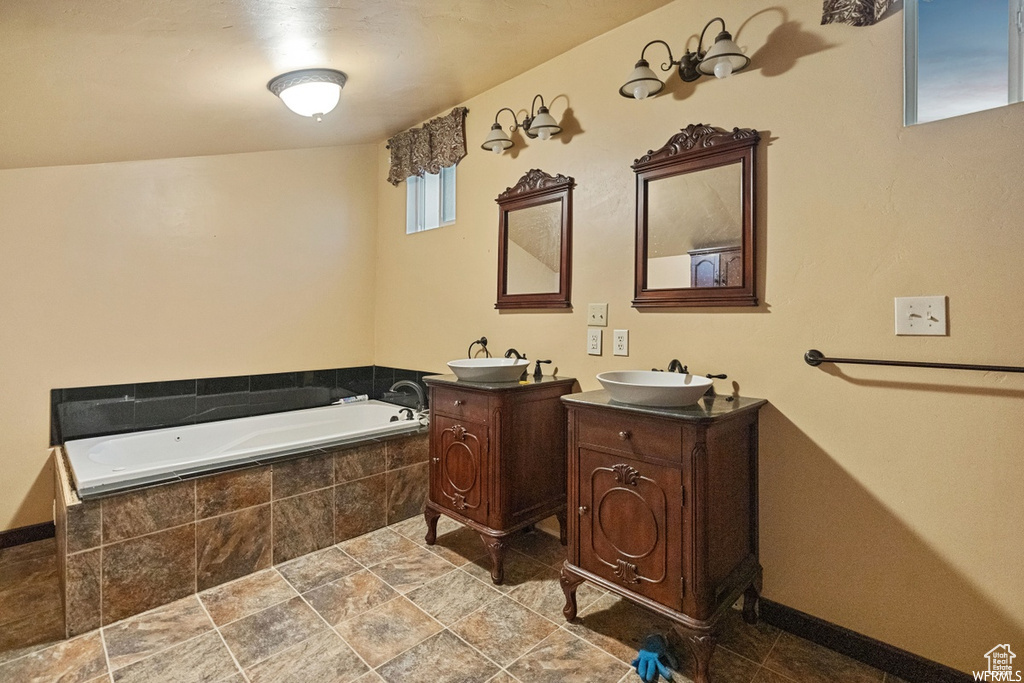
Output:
top-left (576, 410), bottom-right (681, 461)
top-left (431, 388), bottom-right (489, 423)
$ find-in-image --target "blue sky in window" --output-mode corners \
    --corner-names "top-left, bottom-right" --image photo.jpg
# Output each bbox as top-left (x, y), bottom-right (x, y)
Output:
top-left (917, 0), bottom-right (1009, 122)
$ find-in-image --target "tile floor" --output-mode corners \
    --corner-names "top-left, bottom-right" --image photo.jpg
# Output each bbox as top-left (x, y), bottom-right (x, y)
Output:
top-left (0, 515), bottom-right (907, 683)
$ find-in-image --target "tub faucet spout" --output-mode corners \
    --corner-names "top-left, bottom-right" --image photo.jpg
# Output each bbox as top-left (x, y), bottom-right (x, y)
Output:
top-left (389, 380), bottom-right (427, 411)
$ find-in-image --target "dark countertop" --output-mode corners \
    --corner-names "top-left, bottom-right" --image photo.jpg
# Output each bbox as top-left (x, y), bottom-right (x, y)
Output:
top-left (561, 389), bottom-right (766, 422)
top-left (423, 374), bottom-right (577, 391)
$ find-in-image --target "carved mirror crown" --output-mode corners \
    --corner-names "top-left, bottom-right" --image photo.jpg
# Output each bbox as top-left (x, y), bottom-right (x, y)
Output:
top-left (496, 169), bottom-right (574, 310)
top-left (632, 123), bottom-right (760, 308)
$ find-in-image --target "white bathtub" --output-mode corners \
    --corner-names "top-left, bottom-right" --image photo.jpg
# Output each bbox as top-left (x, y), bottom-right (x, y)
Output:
top-left (64, 400), bottom-right (423, 498)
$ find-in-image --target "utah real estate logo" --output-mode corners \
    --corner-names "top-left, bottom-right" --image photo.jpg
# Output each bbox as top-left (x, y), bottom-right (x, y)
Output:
top-left (974, 644), bottom-right (1021, 681)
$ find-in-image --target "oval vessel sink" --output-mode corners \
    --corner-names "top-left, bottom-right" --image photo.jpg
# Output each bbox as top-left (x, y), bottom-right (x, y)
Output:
top-left (448, 358), bottom-right (530, 382)
top-left (597, 370), bottom-right (713, 407)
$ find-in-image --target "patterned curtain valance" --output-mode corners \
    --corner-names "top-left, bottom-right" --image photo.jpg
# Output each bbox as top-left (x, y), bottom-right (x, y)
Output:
top-left (386, 107), bottom-right (468, 186)
top-left (821, 0), bottom-right (895, 26)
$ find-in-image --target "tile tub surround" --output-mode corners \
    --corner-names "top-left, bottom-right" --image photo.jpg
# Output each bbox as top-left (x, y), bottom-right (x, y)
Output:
top-left (0, 518), bottom-right (912, 683)
top-left (50, 364), bottom-right (433, 445)
top-left (53, 431), bottom-right (429, 636)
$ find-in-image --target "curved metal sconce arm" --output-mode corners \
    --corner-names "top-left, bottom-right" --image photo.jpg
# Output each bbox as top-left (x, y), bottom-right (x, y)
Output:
top-left (697, 17), bottom-right (727, 54)
top-left (639, 39), bottom-right (679, 72)
top-left (493, 106), bottom-right (521, 132)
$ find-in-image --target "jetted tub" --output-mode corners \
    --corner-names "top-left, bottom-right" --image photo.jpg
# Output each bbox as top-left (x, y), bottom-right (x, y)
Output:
top-left (64, 399), bottom-right (424, 498)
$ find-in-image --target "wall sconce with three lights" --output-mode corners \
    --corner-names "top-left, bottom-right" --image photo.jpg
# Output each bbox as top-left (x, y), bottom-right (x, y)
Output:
top-left (619, 17), bottom-right (749, 100)
top-left (480, 94), bottom-right (562, 154)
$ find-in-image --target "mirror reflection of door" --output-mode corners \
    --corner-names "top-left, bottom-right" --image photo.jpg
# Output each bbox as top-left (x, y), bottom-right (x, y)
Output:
top-left (905, 0), bottom-right (1024, 125)
top-left (646, 163), bottom-right (742, 290)
top-left (506, 201), bottom-right (562, 295)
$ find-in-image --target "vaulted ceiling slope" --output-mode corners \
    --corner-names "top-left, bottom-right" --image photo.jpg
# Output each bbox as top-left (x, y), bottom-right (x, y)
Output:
top-left (0, 0), bottom-right (672, 169)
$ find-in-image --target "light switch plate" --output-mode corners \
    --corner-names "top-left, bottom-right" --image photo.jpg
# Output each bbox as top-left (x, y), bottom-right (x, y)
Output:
top-left (587, 303), bottom-right (608, 327)
top-left (895, 296), bottom-right (947, 335)
top-left (587, 328), bottom-right (602, 355)
top-left (613, 329), bottom-right (629, 356)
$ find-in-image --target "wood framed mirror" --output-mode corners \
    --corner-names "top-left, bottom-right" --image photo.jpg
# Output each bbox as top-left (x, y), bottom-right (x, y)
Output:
top-left (496, 169), bottom-right (574, 310)
top-left (632, 124), bottom-right (760, 308)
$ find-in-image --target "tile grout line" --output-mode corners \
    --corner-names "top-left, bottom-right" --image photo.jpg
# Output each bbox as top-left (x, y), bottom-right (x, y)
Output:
top-left (289, 581), bottom-right (378, 678)
top-left (98, 624), bottom-right (115, 682)
top-left (196, 597), bottom-right (251, 683)
top-left (193, 480), bottom-right (198, 596)
top-left (441, 624), bottom-right (510, 674)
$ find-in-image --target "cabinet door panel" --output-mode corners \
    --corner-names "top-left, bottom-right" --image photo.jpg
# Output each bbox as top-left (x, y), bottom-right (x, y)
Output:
top-left (578, 448), bottom-right (682, 609)
top-left (432, 415), bottom-right (489, 524)
top-left (721, 249), bottom-right (743, 287)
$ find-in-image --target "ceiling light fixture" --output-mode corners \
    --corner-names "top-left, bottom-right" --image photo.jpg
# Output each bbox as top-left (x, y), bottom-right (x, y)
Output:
top-left (481, 94), bottom-right (562, 155)
top-left (619, 17), bottom-right (749, 100)
top-left (267, 68), bottom-right (348, 122)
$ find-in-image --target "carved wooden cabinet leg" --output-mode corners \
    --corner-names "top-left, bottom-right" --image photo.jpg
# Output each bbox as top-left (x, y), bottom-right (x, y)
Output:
top-left (555, 510), bottom-right (568, 546)
top-left (742, 583), bottom-right (760, 625)
top-left (559, 566), bottom-right (586, 620)
top-left (424, 508), bottom-right (440, 545)
top-left (481, 535), bottom-right (507, 584)
top-left (678, 627), bottom-right (717, 683)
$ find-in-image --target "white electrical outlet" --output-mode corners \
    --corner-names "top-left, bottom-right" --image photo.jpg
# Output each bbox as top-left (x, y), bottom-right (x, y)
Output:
top-left (894, 296), bottom-right (947, 335)
top-left (587, 328), bottom-right (602, 355)
top-left (587, 303), bottom-right (608, 327)
top-left (613, 329), bottom-right (629, 356)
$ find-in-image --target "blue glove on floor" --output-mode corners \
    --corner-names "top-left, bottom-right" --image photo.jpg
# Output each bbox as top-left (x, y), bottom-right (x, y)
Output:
top-left (631, 634), bottom-right (674, 682)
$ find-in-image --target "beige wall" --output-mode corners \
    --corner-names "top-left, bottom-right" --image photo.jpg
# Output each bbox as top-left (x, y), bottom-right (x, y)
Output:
top-left (0, 145), bottom-right (379, 530)
top-left (373, 1), bottom-right (1024, 671)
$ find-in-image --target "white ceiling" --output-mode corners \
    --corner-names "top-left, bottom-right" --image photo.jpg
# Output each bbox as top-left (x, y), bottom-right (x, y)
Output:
top-left (0, 0), bottom-right (673, 170)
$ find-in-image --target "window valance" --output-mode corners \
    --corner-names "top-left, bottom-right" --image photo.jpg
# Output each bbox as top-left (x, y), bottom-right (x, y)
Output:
top-left (821, 0), bottom-right (894, 27)
top-left (386, 107), bottom-right (468, 186)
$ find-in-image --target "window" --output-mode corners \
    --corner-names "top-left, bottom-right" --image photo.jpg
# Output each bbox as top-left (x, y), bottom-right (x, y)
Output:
top-left (905, 0), bottom-right (1024, 125)
top-left (406, 164), bottom-right (456, 234)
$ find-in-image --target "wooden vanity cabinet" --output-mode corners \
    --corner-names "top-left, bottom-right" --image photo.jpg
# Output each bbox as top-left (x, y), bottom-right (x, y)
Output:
top-left (422, 375), bottom-right (577, 584)
top-left (559, 392), bottom-right (766, 683)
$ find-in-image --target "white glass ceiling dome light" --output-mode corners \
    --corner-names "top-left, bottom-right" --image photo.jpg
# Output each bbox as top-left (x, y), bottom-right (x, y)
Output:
top-left (267, 69), bottom-right (347, 122)
top-left (618, 18), bottom-right (749, 100)
top-left (480, 95), bottom-right (562, 155)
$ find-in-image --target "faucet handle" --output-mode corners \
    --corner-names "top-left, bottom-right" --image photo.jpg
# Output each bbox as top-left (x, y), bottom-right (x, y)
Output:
top-left (533, 359), bottom-right (552, 380)
top-left (705, 373), bottom-right (728, 379)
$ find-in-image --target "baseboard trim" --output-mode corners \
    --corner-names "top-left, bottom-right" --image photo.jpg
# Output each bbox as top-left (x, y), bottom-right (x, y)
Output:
top-left (0, 521), bottom-right (56, 550)
top-left (760, 598), bottom-right (973, 683)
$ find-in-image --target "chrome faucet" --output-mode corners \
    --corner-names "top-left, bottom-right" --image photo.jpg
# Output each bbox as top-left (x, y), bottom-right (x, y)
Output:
top-left (389, 380), bottom-right (427, 411)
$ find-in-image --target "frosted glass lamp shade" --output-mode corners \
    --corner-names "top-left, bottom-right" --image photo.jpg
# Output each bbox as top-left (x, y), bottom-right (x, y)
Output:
top-left (619, 59), bottom-right (665, 99)
top-left (268, 69), bottom-right (348, 121)
top-left (696, 32), bottom-right (749, 78)
top-left (481, 123), bottom-right (514, 153)
top-left (527, 107), bottom-right (561, 140)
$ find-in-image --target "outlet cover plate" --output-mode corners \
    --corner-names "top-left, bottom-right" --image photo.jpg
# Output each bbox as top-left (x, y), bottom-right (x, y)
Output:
top-left (587, 328), bottom-right (602, 355)
top-left (895, 296), bottom-right (947, 335)
top-left (587, 303), bottom-right (608, 327)
top-left (613, 329), bottom-right (629, 356)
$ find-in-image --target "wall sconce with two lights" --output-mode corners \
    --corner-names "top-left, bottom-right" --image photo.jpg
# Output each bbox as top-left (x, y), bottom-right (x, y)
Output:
top-left (480, 94), bottom-right (562, 154)
top-left (619, 17), bottom-right (749, 100)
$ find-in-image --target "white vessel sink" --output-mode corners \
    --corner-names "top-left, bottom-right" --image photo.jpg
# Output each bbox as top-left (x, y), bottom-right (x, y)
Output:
top-left (448, 358), bottom-right (530, 382)
top-left (597, 370), bottom-right (713, 407)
